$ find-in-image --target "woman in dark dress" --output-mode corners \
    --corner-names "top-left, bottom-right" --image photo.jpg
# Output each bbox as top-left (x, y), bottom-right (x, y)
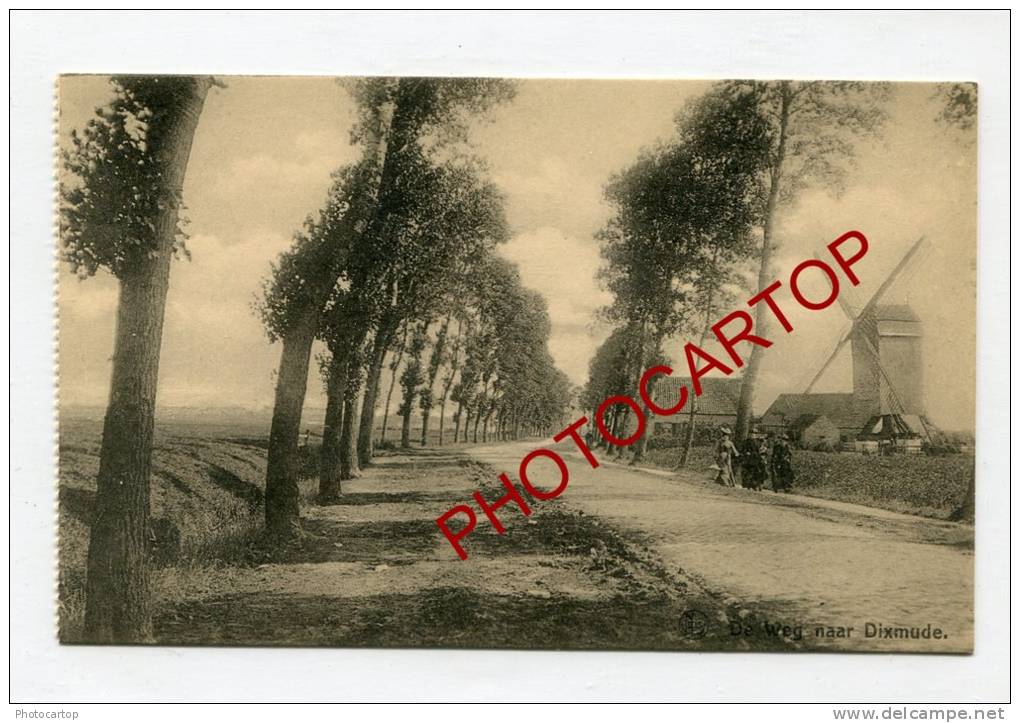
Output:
top-left (770, 433), bottom-right (795, 492)
top-left (740, 431), bottom-right (769, 491)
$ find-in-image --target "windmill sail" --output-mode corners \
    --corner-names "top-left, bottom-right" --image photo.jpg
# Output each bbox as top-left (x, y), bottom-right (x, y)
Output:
top-left (803, 237), bottom-right (928, 395)
top-left (796, 237), bottom-right (933, 445)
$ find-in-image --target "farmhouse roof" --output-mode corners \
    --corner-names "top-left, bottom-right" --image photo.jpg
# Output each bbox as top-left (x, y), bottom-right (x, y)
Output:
top-left (762, 393), bottom-right (866, 430)
top-left (788, 413), bottom-right (838, 435)
top-left (653, 376), bottom-right (741, 416)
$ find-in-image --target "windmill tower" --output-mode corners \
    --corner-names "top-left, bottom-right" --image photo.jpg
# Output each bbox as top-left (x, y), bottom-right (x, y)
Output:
top-left (803, 237), bottom-right (934, 446)
top-left (851, 304), bottom-right (924, 420)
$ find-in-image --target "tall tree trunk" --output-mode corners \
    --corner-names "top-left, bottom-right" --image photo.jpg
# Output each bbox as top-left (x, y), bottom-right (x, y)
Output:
top-left (340, 384), bottom-right (362, 479)
top-left (631, 323), bottom-right (659, 464)
top-left (420, 407), bottom-right (432, 446)
top-left (593, 411), bottom-right (606, 449)
top-left (379, 366), bottom-right (398, 445)
top-left (482, 409), bottom-right (495, 443)
top-left (379, 323), bottom-right (408, 445)
top-left (397, 320), bottom-right (428, 449)
top-left (610, 407), bottom-right (625, 452)
top-left (679, 400), bottom-right (700, 468)
top-left (453, 402), bottom-right (463, 444)
top-left (340, 329), bottom-right (368, 479)
top-left (85, 270), bottom-right (170, 642)
top-left (83, 77), bottom-right (213, 643)
top-left (437, 320), bottom-right (462, 446)
top-left (358, 322), bottom-right (395, 466)
top-left (735, 86), bottom-right (791, 442)
top-left (419, 316), bottom-right (451, 446)
top-left (318, 354), bottom-right (346, 501)
top-left (265, 310), bottom-right (318, 534)
top-left (438, 401), bottom-right (448, 445)
top-left (264, 90), bottom-right (395, 533)
top-left (463, 409), bottom-right (473, 443)
top-left (679, 294), bottom-right (717, 468)
top-left (400, 396), bottom-right (413, 448)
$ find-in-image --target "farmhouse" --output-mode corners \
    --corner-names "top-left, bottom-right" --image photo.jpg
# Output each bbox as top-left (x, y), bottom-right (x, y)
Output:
top-left (761, 393), bottom-right (869, 442)
top-left (647, 376), bottom-right (742, 436)
top-left (788, 414), bottom-right (842, 448)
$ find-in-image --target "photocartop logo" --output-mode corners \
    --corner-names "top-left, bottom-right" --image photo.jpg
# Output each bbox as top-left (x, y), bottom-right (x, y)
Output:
top-left (436, 229), bottom-right (873, 561)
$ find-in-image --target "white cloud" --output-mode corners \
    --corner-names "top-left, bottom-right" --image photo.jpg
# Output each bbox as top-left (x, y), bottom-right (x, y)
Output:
top-left (499, 227), bottom-right (612, 385)
top-left (494, 157), bottom-right (610, 240)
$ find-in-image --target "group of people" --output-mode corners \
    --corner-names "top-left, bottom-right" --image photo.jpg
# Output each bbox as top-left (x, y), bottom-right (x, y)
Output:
top-left (713, 426), bottom-right (794, 493)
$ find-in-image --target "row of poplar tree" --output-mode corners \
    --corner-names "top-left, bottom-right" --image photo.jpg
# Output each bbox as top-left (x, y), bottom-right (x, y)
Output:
top-left (582, 80), bottom-right (974, 467)
top-left (60, 76), bottom-right (571, 642)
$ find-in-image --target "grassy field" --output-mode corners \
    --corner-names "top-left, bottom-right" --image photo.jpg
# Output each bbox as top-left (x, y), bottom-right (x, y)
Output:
top-left (58, 418), bottom-right (288, 640)
top-left (642, 445), bottom-right (974, 522)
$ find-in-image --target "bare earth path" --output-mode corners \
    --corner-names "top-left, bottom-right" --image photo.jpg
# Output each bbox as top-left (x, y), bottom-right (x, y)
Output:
top-left (153, 446), bottom-right (789, 651)
top-left (467, 442), bottom-right (973, 653)
top-left (150, 441), bottom-right (971, 653)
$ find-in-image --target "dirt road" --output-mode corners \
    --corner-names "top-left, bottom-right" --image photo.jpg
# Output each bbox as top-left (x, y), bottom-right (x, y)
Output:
top-left (146, 441), bottom-right (972, 653)
top-left (153, 447), bottom-right (786, 651)
top-left (467, 442), bottom-right (974, 653)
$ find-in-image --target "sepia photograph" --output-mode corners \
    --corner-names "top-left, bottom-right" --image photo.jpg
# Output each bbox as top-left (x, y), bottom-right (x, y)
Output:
top-left (56, 74), bottom-right (978, 654)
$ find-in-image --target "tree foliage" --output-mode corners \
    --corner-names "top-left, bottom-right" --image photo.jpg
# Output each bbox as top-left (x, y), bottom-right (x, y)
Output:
top-left (257, 77), bottom-right (519, 503)
top-left (257, 161), bottom-right (376, 341)
top-left (447, 253), bottom-right (571, 439)
top-left (598, 85), bottom-right (773, 339)
top-left (398, 321), bottom-right (429, 417)
top-left (258, 77), bottom-right (516, 345)
top-left (60, 77), bottom-right (206, 278)
top-left (934, 82), bottom-right (977, 131)
top-left (590, 83), bottom-right (775, 439)
top-left (716, 80), bottom-right (890, 439)
top-left (581, 326), bottom-right (637, 413)
top-left (721, 80), bottom-right (891, 202)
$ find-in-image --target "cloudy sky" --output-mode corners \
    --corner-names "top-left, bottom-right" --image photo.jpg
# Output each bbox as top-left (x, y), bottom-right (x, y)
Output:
top-left (58, 77), bottom-right (976, 430)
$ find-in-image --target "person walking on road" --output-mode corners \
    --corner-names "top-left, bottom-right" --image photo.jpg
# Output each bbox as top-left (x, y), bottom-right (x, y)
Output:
top-left (770, 432), bottom-right (795, 493)
top-left (740, 428), bottom-right (769, 491)
top-left (713, 427), bottom-right (740, 487)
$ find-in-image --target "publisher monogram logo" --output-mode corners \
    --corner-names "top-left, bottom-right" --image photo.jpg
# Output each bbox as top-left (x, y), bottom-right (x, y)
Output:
top-left (679, 609), bottom-right (708, 638)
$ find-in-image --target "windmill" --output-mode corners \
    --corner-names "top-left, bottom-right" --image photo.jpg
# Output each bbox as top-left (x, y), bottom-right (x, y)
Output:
top-left (802, 236), bottom-right (935, 446)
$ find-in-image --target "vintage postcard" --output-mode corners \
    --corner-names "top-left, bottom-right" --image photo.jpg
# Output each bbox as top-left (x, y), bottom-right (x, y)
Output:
top-left (57, 76), bottom-right (976, 653)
